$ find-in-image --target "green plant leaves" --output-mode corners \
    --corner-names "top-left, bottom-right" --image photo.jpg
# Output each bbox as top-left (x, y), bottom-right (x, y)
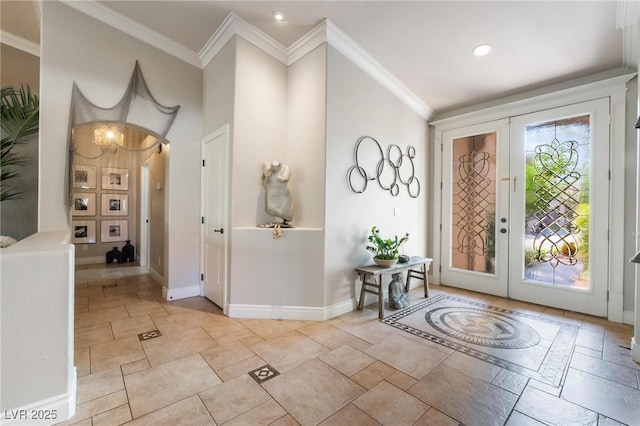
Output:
top-left (366, 226), bottom-right (409, 260)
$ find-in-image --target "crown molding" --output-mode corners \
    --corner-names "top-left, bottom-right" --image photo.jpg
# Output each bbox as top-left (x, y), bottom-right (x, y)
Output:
top-left (61, 0), bottom-right (201, 68)
top-left (286, 19), bottom-right (328, 66)
top-left (200, 12), bottom-right (287, 67)
top-left (61, 1), bottom-right (432, 119)
top-left (200, 14), bottom-right (432, 119)
top-left (325, 21), bottom-right (433, 119)
top-left (1, 30), bottom-right (40, 57)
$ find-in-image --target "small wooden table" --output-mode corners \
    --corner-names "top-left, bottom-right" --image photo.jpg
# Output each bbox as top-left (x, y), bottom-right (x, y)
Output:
top-left (355, 256), bottom-right (433, 319)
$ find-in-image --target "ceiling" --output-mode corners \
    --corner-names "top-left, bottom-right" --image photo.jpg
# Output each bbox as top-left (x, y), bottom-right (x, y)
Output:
top-left (1, 1), bottom-right (630, 114)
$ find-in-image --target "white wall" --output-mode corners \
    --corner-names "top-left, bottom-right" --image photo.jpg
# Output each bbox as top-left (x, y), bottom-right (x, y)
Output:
top-left (203, 38), bottom-right (236, 136)
top-left (40, 2), bottom-right (202, 291)
top-left (232, 37), bottom-right (288, 228)
top-left (286, 44), bottom-right (327, 228)
top-left (1, 232), bottom-right (75, 422)
top-left (325, 45), bottom-right (428, 307)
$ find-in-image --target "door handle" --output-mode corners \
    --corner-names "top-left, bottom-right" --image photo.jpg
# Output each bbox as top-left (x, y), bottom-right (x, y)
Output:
top-left (213, 228), bottom-right (224, 234)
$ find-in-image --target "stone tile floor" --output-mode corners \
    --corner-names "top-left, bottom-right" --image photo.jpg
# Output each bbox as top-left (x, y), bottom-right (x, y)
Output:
top-left (58, 263), bottom-right (639, 426)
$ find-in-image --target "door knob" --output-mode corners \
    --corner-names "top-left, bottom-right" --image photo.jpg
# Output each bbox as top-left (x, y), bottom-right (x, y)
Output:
top-left (213, 228), bottom-right (224, 234)
top-left (500, 218), bottom-right (507, 223)
top-left (500, 228), bottom-right (507, 234)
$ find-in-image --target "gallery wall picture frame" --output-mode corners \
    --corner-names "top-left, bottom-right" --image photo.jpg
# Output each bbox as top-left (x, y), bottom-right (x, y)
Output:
top-left (101, 193), bottom-right (128, 216)
top-left (102, 167), bottom-right (129, 191)
top-left (72, 220), bottom-right (96, 244)
top-left (72, 192), bottom-right (96, 216)
top-left (72, 165), bottom-right (97, 189)
top-left (101, 219), bottom-right (128, 243)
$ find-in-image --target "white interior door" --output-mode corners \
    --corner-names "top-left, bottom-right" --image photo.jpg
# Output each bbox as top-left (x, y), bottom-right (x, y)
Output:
top-left (202, 126), bottom-right (229, 310)
top-left (441, 119), bottom-right (510, 297)
top-left (139, 161), bottom-right (150, 267)
top-left (509, 99), bottom-right (610, 316)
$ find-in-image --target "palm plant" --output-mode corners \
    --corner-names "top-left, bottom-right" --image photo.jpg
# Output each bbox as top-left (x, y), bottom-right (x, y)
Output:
top-left (1, 85), bottom-right (39, 201)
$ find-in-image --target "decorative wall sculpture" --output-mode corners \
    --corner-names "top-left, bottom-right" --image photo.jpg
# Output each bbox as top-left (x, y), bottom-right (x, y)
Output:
top-left (347, 136), bottom-right (420, 197)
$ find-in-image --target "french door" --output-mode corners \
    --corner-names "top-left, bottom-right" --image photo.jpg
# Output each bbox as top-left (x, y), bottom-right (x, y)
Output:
top-left (442, 119), bottom-right (511, 297)
top-left (441, 99), bottom-right (610, 316)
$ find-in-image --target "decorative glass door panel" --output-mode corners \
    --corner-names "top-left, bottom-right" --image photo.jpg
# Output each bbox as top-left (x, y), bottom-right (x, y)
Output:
top-left (510, 99), bottom-right (609, 316)
top-left (451, 132), bottom-right (497, 274)
top-left (523, 116), bottom-right (590, 288)
top-left (441, 120), bottom-right (510, 297)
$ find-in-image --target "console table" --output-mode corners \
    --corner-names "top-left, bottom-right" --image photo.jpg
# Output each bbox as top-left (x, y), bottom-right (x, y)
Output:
top-left (355, 256), bottom-right (432, 319)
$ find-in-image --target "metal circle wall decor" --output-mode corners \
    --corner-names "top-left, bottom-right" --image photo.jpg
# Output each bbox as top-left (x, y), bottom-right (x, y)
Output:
top-left (425, 306), bottom-right (540, 349)
top-left (347, 136), bottom-right (420, 198)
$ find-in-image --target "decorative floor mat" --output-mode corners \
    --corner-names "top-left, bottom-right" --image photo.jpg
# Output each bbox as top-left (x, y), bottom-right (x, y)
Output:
top-left (382, 294), bottom-right (579, 386)
top-left (248, 365), bottom-right (280, 384)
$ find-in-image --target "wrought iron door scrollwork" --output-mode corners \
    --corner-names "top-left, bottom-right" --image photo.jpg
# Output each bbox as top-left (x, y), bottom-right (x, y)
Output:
top-left (455, 150), bottom-right (493, 259)
top-left (531, 137), bottom-right (581, 268)
top-left (347, 136), bottom-right (420, 198)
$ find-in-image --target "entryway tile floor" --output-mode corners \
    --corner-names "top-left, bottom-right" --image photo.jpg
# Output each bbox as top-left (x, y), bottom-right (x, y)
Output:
top-left (58, 263), bottom-right (639, 426)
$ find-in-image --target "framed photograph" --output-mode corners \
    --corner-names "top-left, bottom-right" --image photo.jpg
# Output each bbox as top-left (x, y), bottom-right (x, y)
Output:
top-left (72, 192), bottom-right (96, 216)
top-left (72, 220), bottom-right (96, 244)
top-left (101, 193), bottom-right (128, 216)
top-left (102, 167), bottom-right (129, 191)
top-left (101, 220), bottom-right (128, 243)
top-left (72, 165), bottom-right (97, 189)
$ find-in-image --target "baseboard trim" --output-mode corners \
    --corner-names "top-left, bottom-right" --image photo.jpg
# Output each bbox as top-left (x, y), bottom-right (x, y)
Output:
top-left (228, 298), bottom-right (358, 321)
top-left (632, 337), bottom-right (640, 363)
top-left (162, 284), bottom-right (201, 301)
top-left (623, 310), bottom-right (635, 325)
top-left (148, 268), bottom-right (166, 287)
top-left (1, 367), bottom-right (76, 425)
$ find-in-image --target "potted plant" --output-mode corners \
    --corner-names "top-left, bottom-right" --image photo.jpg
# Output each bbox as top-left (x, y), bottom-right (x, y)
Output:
top-left (366, 226), bottom-right (409, 267)
top-left (1, 85), bottom-right (39, 201)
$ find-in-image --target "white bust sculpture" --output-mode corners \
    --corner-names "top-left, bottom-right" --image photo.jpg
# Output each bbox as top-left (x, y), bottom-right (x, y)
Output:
top-left (261, 161), bottom-right (293, 223)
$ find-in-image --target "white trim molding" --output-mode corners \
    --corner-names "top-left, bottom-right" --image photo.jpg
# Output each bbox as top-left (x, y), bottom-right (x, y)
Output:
top-left (199, 14), bottom-right (433, 120)
top-left (287, 19), bottom-right (328, 66)
top-left (325, 21), bottom-right (433, 120)
top-left (64, 4), bottom-right (433, 120)
top-left (0, 31), bottom-right (40, 57)
top-left (229, 299), bottom-right (357, 321)
top-left (162, 283), bottom-right (200, 301)
top-left (61, 0), bottom-right (200, 68)
top-left (623, 310), bottom-right (635, 325)
top-left (1, 367), bottom-right (76, 425)
top-left (200, 12), bottom-right (287, 66)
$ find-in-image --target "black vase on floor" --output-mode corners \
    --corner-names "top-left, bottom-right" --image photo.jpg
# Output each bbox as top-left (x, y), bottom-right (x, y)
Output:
top-left (106, 247), bottom-right (122, 263)
top-left (122, 240), bottom-right (135, 263)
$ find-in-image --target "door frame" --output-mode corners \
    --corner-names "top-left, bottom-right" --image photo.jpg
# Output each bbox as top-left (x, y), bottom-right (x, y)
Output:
top-left (139, 161), bottom-right (150, 267)
top-left (200, 124), bottom-right (231, 314)
top-left (430, 71), bottom-right (634, 321)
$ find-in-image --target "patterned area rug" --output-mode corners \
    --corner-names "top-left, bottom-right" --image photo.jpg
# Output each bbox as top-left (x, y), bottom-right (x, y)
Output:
top-left (382, 294), bottom-right (579, 386)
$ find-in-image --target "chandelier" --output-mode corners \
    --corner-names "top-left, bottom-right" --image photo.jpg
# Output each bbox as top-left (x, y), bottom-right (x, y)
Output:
top-left (94, 126), bottom-right (124, 152)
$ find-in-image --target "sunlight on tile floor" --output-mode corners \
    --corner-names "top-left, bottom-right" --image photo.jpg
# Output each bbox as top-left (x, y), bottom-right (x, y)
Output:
top-left (58, 263), bottom-right (639, 426)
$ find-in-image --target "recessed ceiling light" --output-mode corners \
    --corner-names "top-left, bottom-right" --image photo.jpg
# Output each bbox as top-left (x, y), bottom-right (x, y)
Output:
top-left (472, 44), bottom-right (492, 57)
top-left (273, 11), bottom-right (285, 21)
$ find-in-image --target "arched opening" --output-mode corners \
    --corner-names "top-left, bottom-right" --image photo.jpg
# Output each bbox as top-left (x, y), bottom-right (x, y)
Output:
top-left (66, 62), bottom-right (179, 277)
